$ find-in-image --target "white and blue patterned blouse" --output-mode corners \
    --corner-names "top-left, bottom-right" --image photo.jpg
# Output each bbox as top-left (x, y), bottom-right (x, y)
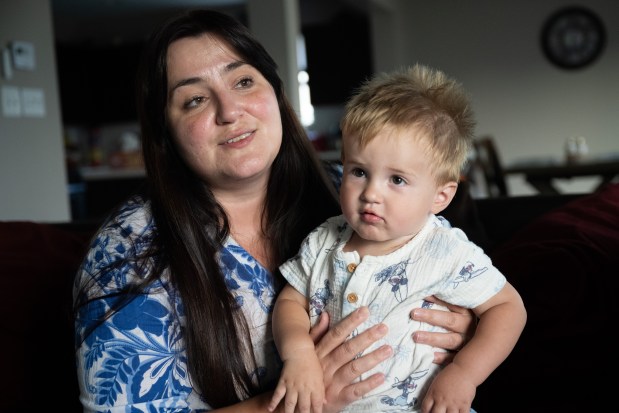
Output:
top-left (73, 196), bottom-right (284, 412)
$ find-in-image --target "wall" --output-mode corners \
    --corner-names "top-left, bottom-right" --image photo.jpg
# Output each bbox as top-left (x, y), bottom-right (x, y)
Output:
top-left (0, 0), bottom-right (70, 221)
top-left (2, 0), bottom-right (618, 222)
top-left (369, 0), bottom-right (619, 195)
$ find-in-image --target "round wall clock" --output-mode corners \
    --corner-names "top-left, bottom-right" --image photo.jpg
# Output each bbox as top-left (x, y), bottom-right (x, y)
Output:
top-left (541, 6), bottom-right (606, 70)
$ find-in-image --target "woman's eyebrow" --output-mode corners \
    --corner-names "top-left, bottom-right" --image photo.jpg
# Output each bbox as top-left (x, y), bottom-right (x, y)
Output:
top-left (170, 77), bottom-right (202, 93)
top-left (169, 61), bottom-right (247, 94)
top-left (225, 60), bottom-right (245, 72)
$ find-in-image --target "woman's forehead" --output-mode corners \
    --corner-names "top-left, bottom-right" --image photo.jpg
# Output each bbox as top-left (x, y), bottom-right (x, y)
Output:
top-left (166, 34), bottom-right (241, 80)
top-left (167, 34), bottom-right (237, 66)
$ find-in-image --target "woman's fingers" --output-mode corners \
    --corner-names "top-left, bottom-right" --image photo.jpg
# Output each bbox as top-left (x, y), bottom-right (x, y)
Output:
top-left (311, 307), bottom-right (392, 412)
top-left (309, 311), bottom-right (331, 344)
top-left (330, 343), bottom-right (392, 384)
top-left (411, 295), bottom-right (477, 360)
top-left (327, 372), bottom-right (385, 407)
top-left (431, 350), bottom-right (456, 366)
top-left (319, 322), bottom-right (391, 384)
top-left (313, 307), bottom-right (370, 358)
top-left (321, 345), bottom-right (391, 412)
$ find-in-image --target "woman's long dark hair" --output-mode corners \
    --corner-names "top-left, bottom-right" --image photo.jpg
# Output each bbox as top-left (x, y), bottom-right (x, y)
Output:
top-left (132, 9), bottom-right (339, 407)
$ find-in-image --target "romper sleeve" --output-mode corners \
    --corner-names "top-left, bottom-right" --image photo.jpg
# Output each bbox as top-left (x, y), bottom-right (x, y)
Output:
top-left (279, 216), bottom-right (342, 298)
top-left (429, 226), bottom-right (506, 309)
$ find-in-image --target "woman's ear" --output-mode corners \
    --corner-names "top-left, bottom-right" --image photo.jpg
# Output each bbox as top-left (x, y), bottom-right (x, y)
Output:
top-left (431, 181), bottom-right (458, 214)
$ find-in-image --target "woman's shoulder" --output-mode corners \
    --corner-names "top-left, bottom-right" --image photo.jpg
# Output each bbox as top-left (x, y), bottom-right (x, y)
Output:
top-left (86, 195), bottom-right (158, 264)
top-left (76, 196), bottom-right (159, 299)
top-left (97, 195), bottom-right (155, 239)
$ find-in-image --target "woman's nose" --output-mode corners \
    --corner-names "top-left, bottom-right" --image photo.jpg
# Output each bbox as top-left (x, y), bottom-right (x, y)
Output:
top-left (215, 92), bottom-right (240, 125)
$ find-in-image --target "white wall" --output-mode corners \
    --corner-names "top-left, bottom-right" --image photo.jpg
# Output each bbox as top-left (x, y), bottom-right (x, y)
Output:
top-left (0, 0), bottom-right (70, 221)
top-left (369, 0), bottom-right (619, 195)
top-left (247, 0), bottom-right (301, 115)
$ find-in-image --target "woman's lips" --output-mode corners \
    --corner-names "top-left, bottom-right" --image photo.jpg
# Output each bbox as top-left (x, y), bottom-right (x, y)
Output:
top-left (225, 131), bottom-right (252, 144)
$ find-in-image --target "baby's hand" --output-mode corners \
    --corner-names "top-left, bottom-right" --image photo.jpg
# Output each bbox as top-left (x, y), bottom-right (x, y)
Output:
top-left (268, 353), bottom-right (325, 413)
top-left (420, 363), bottom-right (476, 413)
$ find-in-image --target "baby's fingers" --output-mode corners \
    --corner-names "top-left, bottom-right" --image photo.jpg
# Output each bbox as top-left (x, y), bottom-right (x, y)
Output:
top-left (295, 390), bottom-right (323, 413)
top-left (267, 383), bottom-right (286, 412)
top-left (283, 392), bottom-right (299, 413)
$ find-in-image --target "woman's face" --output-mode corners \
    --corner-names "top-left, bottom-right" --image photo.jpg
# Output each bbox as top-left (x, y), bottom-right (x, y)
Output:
top-left (165, 34), bottom-right (282, 192)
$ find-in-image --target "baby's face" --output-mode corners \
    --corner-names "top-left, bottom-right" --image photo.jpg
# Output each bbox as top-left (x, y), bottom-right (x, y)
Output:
top-left (340, 126), bottom-right (442, 246)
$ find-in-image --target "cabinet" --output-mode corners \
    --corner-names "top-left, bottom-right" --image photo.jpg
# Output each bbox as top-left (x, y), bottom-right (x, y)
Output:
top-left (302, 9), bottom-right (372, 105)
top-left (71, 166), bottom-right (146, 221)
top-left (55, 42), bottom-right (143, 124)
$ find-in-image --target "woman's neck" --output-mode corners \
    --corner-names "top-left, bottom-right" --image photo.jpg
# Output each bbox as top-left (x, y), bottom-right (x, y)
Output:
top-left (216, 186), bottom-right (274, 271)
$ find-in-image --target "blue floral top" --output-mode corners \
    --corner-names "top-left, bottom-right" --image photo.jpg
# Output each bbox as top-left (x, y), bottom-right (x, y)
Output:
top-left (73, 195), bottom-right (286, 412)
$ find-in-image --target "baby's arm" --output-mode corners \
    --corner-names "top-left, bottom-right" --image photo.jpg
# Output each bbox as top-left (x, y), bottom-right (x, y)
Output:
top-left (421, 281), bottom-right (526, 412)
top-left (269, 284), bottom-right (325, 413)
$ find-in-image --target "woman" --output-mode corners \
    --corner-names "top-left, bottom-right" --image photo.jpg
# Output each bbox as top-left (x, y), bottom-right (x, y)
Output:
top-left (73, 9), bottom-right (474, 412)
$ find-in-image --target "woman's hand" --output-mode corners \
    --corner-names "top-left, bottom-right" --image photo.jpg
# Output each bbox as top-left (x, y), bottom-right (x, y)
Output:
top-left (309, 307), bottom-right (392, 413)
top-left (410, 295), bottom-right (477, 365)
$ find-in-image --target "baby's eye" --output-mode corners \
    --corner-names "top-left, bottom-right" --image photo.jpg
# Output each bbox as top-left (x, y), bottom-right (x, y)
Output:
top-left (351, 168), bottom-right (366, 178)
top-left (183, 96), bottom-right (206, 109)
top-left (236, 76), bottom-right (254, 89)
top-left (391, 176), bottom-right (406, 185)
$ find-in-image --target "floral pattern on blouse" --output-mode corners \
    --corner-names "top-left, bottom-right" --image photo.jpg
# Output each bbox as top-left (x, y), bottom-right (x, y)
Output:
top-left (74, 196), bottom-right (281, 412)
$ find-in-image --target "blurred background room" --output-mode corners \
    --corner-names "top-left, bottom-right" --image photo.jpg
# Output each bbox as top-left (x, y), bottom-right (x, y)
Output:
top-left (1, 0), bottom-right (618, 222)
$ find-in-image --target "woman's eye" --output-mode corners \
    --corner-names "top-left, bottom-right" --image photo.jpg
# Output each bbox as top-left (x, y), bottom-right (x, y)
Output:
top-left (351, 168), bottom-right (365, 178)
top-left (183, 96), bottom-right (205, 109)
top-left (236, 76), bottom-right (254, 89)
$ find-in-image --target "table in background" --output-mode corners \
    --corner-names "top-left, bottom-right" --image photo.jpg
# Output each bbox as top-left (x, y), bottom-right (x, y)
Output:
top-left (72, 166), bottom-right (147, 221)
top-left (504, 155), bottom-right (619, 195)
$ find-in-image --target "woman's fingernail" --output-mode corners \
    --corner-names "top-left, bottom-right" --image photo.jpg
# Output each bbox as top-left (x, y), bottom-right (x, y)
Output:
top-left (381, 345), bottom-right (393, 356)
top-left (356, 306), bottom-right (369, 318)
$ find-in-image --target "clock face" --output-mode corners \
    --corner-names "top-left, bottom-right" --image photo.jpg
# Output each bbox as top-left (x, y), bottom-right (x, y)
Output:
top-left (541, 6), bottom-right (606, 69)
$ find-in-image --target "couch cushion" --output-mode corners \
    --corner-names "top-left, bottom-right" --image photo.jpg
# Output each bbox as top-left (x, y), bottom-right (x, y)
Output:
top-left (0, 221), bottom-right (94, 412)
top-left (473, 183), bottom-right (619, 412)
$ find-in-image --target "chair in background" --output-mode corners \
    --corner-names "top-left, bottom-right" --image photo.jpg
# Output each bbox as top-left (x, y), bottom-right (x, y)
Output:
top-left (467, 136), bottom-right (508, 197)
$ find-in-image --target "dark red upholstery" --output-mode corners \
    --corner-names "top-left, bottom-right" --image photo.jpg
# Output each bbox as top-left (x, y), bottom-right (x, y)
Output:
top-left (0, 221), bottom-right (94, 412)
top-left (473, 183), bottom-right (619, 412)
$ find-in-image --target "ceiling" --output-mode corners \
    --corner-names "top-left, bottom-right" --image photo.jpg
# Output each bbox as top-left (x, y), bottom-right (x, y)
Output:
top-left (51, 0), bottom-right (367, 44)
top-left (51, 0), bottom-right (247, 44)
top-left (51, 0), bottom-right (245, 17)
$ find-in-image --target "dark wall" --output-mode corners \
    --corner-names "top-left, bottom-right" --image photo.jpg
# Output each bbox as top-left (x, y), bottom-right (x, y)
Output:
top-left (56, 42), bottom-right (143, 125)
top-left (55, 7), bottom-right (373, 125)
top-left (302, 9), bottom-right (373, 105)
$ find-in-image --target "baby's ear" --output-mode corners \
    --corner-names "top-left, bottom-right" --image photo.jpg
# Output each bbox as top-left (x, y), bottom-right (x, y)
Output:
top-left (431, 181), bottom-right (458, 214)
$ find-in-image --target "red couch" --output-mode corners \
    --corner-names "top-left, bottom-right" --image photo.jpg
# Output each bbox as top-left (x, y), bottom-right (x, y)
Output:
top-left (2, 183), bottom-right (617, 412)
